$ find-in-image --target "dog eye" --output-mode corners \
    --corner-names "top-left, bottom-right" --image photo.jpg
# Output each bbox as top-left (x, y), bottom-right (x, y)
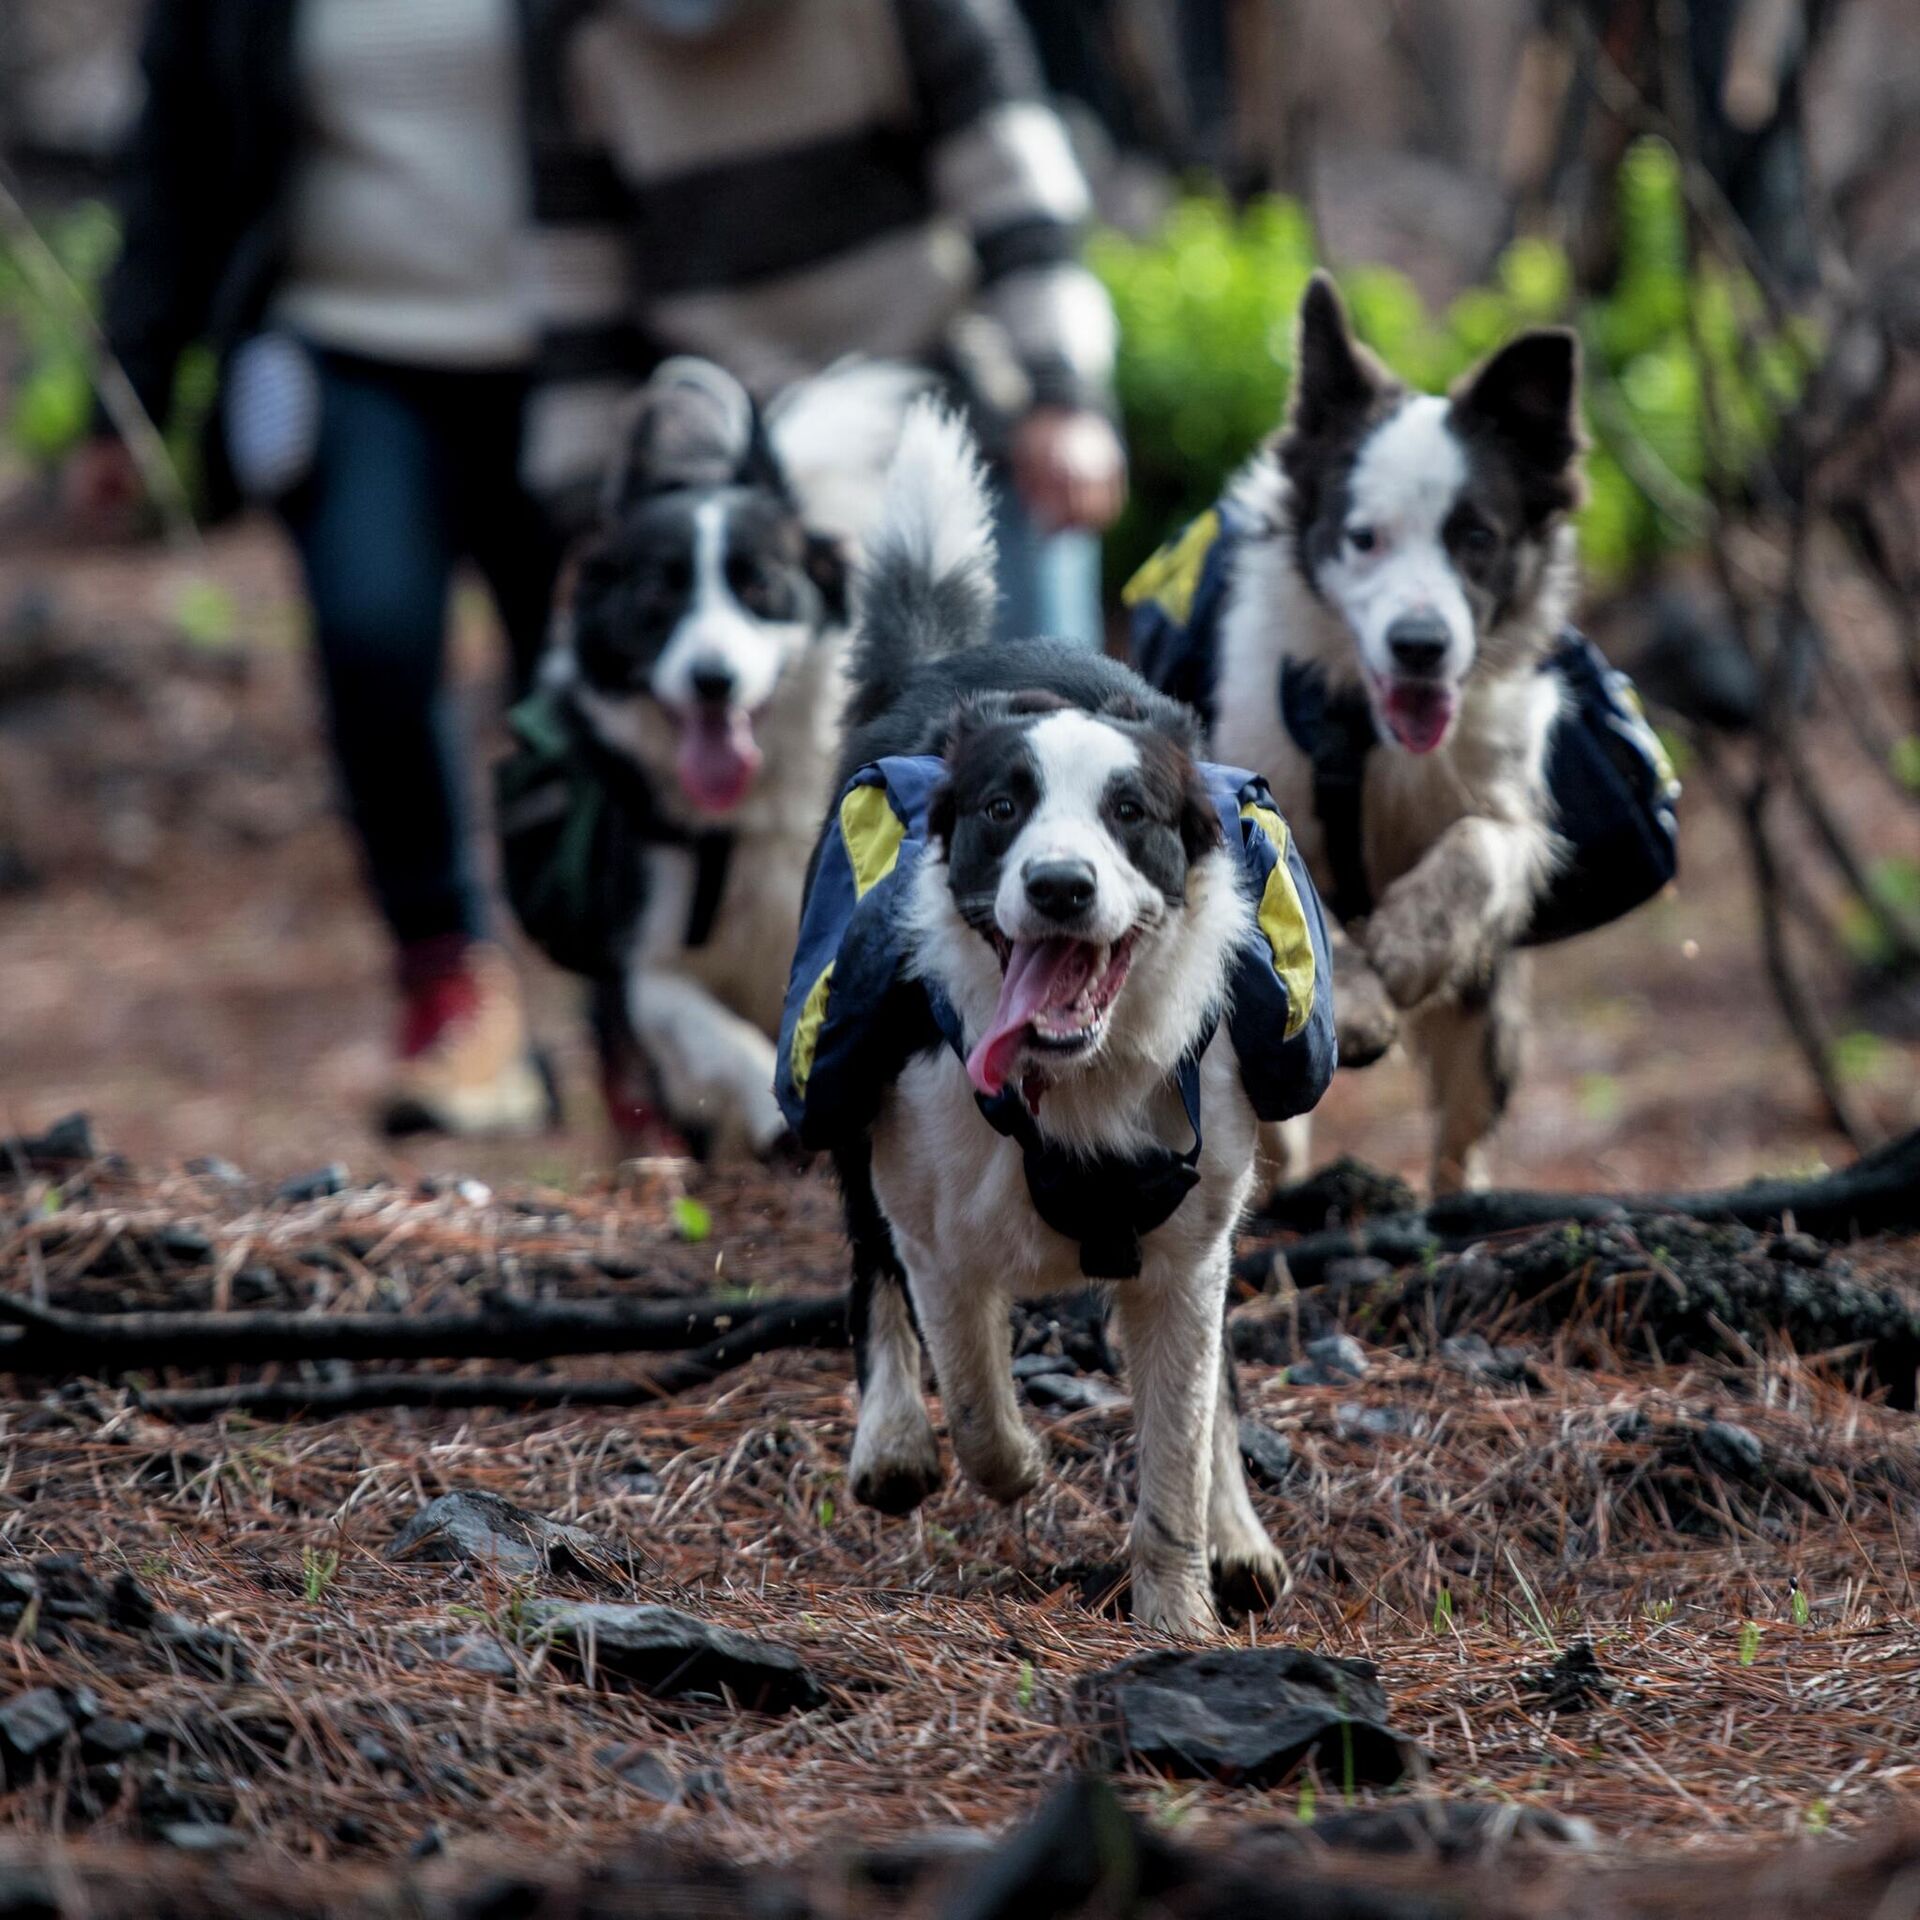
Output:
top-left (1457, 518), bottom-right (1495, 555)
top-left (1347, 526), bottom-right (1377, 554)
top-left (1112, 797), bottom-right (1144, 825)
top-left (983, 795), bottom-right (1017, 824)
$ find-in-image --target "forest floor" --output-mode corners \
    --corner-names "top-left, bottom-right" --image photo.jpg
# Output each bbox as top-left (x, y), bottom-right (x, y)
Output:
top-left (1, 524), bottom-right (1919, 1916)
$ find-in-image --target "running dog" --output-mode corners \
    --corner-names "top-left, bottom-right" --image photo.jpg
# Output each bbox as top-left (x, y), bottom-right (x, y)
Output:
top-left (512, 356), bottom-right (922, 1157)
top-left (776, 404), bottom-right (1336, 1636)
top-left (1132, 274), bottom-right (1674, 1195)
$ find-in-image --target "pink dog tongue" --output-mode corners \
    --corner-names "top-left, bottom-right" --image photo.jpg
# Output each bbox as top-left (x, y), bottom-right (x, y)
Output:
top-left (676, 707), bottom-right (762, 814)
top-left (1383, 683), bottom-right (1455, 755)
top-left (966, 938), bottom-right (1095, 1097)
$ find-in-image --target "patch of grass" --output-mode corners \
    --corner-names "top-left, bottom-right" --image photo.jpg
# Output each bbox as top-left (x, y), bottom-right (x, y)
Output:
top-left (301, 1546), bottom-right (340, 1605)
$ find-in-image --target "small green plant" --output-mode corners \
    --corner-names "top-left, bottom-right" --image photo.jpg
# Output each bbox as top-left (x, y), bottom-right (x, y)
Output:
top-left (301, 1545), bottom-right (340, 1604)
top-left (1644, 1596), bottom-right (1676, 1626)
top-left (1804, 1797), bottom-right (1831, 1834)
top-left (671, 1195), bottom-right (713, 1243)
top-left (1790, 1581), bottom-right (1811, 1628)
top-left (1738, 1620), bottom-right (1763, 1666)
top-left (815, 1493), bottom-right (836, 1529)
top-left (1015, 1659), bottom-right (1036, 1710)
top-left (1296, 1776), bottom-right (1317, 1824)
top-left (1432, 1588), bottom-right (1455, 1633)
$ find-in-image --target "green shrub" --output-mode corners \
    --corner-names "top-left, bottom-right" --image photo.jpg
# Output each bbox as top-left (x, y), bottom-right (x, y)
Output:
top-left (1091, 138), bottom-right (1807, 595)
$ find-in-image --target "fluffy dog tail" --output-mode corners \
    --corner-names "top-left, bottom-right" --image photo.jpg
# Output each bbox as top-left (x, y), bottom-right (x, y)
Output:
top-left (846, 400), bottom-right (998, 727)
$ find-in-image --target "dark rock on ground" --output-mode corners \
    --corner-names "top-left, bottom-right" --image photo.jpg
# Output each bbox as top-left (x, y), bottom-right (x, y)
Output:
top-left (1335, 1401), bottom-right (1424, 1441)
top-left (595, 1744), bottom-right (728, 1808)
top-left (1260, 1798), bottom-right (1597, 1859)
top-left (1290, 1332), bottom-right (1369, 1387)
top-left (273, 1163), bottom-right (347, 1204)
top-left (415, 1632), bottom-right (516, 1679)
top-left (386, 1490), bottom-right (619, 1580)
top-left (1078, 1645), bottom-right (1415, 1788)
top-left (1524, 1640), bottom-right (1615, 1715)
top-left (1010, 1351), bottom-right (1077, 1379)
top-left (79, 1717), bottom-right (146, 1760)
top-left (1260, 1156), bottom-right (1419, 1232)
top-left (1237, 1419), bottom-right (1293, 1487)
top-left (523, 1602), bottom-right (825, 1714)
top-left (1440, 1332), bottom-right (1543, 1388)
top-left (1010, 1292), bottom-right (1114, 1375)
top-left (1021, 1371), bottom-right (1124, 1412)
top-left (0, 1688), bottom-right (72, 1761)
top-left (0, 1111), bottom-right (97, 1173)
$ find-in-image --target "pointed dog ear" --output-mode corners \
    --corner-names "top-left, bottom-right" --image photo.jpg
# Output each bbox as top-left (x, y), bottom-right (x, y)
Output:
top-left (1452, 329), bottom-right (1586, 520)
top-left (1289, 272), bottom-right (1386, 438)
top-left (602, 357), bottom-right (759, 519)
top-left (804, 532), bottom-right (852, 625)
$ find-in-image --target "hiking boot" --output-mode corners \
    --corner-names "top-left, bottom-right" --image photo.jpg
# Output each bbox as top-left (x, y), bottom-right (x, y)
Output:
top-left (379, 940), bottom-right (556, 1139)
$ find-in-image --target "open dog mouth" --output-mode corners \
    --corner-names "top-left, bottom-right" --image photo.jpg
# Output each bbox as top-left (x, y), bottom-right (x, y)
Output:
top-left (673, 705), bottom-right (762, 813)
top-left (1370, 673), bottom-right (1457, 755)
top-left (966, 931), bottom-right (1138, 1100)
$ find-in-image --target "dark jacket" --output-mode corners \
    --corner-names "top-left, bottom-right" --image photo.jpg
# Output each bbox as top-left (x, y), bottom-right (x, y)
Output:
top-left (100, 0), bottom-right (300, 454)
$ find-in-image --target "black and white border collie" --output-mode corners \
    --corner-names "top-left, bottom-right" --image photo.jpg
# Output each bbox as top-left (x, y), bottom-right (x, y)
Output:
top-left (837, 406), bottom-right (1294, 1638)
top-left (547, 357), bottom-right (921, 1156)
top-left (1213, 275), bottom-right (1585, 1192)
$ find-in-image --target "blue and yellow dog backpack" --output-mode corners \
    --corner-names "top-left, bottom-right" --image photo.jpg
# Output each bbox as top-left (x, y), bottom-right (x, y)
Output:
top-left (1125, 503), bottom-right (1681, 945)
top-left (774, 754), bottom-right (1338, 1280)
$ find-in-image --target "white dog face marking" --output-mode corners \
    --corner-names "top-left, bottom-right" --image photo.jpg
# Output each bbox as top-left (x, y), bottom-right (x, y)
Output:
top-left (648, 499), bottom-right (810, 719)
top-left (990, 711), bottom-right (1163, 949)
top-left (927, 700), bottom-right (1220, 1098)
top-left (1312, 396), bottom-right (1476, 694)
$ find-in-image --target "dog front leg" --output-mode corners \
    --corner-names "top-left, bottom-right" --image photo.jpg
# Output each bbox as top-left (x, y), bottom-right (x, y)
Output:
top-left (1409, 956), bottom-right (1528, 1195)
top-left (1208, 1348), bottom-right (1285, 1613)
top-left (625, 969), bottom-right (787, 1158)
top-left (907, 1263), bottom-right (1041, 1505)
top-left (1362, 817), bottom-right (1550, 1013)
top-left (1113, 1256), bottom-right (1227, 1638)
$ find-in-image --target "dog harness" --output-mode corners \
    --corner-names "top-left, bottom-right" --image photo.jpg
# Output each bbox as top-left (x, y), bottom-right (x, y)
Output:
top-left (775, 755), bottom-right (1337, 1280)
top-left (1125, 505), bottom-right (1681, 944)
top-left (495, 684), bottom-right (733, 980)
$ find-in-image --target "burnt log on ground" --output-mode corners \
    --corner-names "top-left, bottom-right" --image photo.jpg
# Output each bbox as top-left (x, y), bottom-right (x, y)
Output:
top-left (0, 1291), bottom-right (832, 1375)
top-left (127, 1296), bottom-right (849, 1420)
top-left (1238, 1127), bottom-right (1920, 1290)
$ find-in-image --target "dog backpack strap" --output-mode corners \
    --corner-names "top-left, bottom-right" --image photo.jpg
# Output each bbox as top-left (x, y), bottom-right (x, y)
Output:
top-left (1123, 503), bottom-right (1246, 732)
top-left (1525, 633), bottom-right (1683, 945)
top-left (945, 1004), bottom-right (1210, 1283)
top-left (776, 757), bottom-right (944, 1149)
top-left (1205, 766), bottom-right (1339, 1124)
top-left (1278, 661), bottom-right (1378, 925)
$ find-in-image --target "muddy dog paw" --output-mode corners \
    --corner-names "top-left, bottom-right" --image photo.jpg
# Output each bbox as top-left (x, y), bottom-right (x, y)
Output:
top-left (1331, 953), bottom-right (1400, 1066)
top-left (1363, 881), bottom-right (1465, 1011)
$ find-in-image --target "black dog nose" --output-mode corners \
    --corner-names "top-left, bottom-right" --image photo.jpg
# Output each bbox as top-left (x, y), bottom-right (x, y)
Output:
top-left (1386, 614), bottom-right (1451, 676)
top-left (1024, 858), bottom-right (1097, 922)
top-left (689, 661), bottom-right (736, 705)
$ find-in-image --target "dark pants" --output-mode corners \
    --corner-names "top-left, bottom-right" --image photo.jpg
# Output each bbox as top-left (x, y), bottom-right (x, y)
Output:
top-left (281, 352), bottom-right (563, 950)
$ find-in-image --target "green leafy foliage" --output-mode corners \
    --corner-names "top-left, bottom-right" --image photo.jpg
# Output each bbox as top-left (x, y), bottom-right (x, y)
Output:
top-left (0, 200), bottom-right (116, 461)
top-left (1090, 139), bottom-right (1807, 593)
top-left (1, 201), bottom-right (214, 497)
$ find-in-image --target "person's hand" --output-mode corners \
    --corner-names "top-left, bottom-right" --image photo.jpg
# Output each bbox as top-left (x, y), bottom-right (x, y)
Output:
top-left (1009, 406), bottom-right (1127, 534)
top-left (61, 436), bottom-right (144, 536)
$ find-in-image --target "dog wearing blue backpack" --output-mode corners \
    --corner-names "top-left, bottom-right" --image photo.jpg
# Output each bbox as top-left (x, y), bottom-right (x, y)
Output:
top-left (1130, 273), bottom-right (1679, 1195)
top-left (776, 402), bottom-right (1337, 1636)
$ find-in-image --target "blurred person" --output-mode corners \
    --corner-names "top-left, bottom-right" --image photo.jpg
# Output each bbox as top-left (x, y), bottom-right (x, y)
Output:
top-left (68, 0), bottom-right (566, 1139)
top-left (520, 0), bottom-right (1125, 650)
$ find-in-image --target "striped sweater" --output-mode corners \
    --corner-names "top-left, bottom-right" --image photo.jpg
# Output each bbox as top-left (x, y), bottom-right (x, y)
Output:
top-left (519, 0), bottom-right (1116, 511)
